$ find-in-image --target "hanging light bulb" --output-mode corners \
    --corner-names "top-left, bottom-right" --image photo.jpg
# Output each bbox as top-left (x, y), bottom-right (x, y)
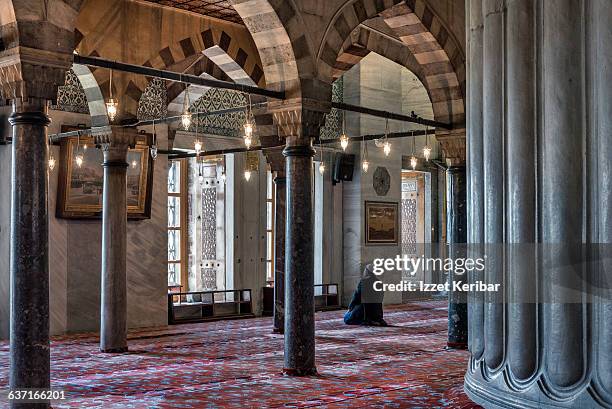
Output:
top-left (48, 153), bottom-right (56, 171)
top-left (83, 143), bottom-right (88, 150)
top-left (181, 88), bottom-right (192, 130)
top-left (423, 126), bottom-right (432, 161)
top-left (409, 130), bottom-right (418, 170)
top-left (75, 152), bottom-right (84, 168)
top-left (131, 159), bottom-right (138, 168)
top-left (244, 120), bottom-right (254, 138)
top-left (339, 134), bottom-right (349, 151)
top-left (194, 139), bottom-right (203, 156)
top-left (75, 135), bottom-right (84, 168)
top-left (423, 145), bottom-right (431, 161)
top-left (244, 134), bottom-right (252, 149)
top-left (339, 111), bottom-right (349, 150)
top-left (106, 69), bottom-right (118, 121)
top-left (383, 141), bottom-right (391, 156)
top-left (150, 120), bottom-right (158, 160)
top-left (244, 170), bottom-right (251, 181)
top-left (243, 94), bottom-right (255, 149)
top-left (362, 158), bottom-right (369, 173)
top-left (361, 138), bottom-right (369, 173)
top-left (319, 161), bottom-right (326, 175)
top-left (410, 156), bottom-right (418, 170)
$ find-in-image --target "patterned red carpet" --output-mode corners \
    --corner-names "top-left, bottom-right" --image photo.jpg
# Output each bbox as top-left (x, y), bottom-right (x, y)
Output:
top-left (0, 300), bottom-right (480, 408)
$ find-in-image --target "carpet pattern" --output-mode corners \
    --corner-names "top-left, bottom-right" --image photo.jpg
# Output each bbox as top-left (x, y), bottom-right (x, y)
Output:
top-left (0, 301), bottom-right (480, 408)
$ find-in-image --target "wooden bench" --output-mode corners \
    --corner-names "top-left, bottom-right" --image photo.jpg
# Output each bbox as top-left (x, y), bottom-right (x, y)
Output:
top-left (168, 289), bottom-right (254, 324)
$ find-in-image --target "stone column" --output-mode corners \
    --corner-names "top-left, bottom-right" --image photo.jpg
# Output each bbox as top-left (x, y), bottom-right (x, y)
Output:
top-left (481, 0), bottom-right (504, 373)
top-left (273, 101), bottom-right (327, 376)
top-left (272, 173), bottom-right (286, 334)
top-left (97, 128), bottom-right (134, 353)
top-left (446, 166), bottom-right (467, 348)
top-left (9, 98), bottom-right (51, 409)
top-left (464, 0), bottom-right (612, 407)
top-left (466, 0), bottom-right (485, 364)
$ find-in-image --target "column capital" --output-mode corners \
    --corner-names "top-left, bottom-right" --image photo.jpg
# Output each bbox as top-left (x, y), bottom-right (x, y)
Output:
top-left (269, 98), bottom-right (330, 139)
top-left (96, 126), bottom-right (139, 165)
top-left (0, 47), bottom-right (73, 102)
top-left (436, 127), bottom-right (466, 166)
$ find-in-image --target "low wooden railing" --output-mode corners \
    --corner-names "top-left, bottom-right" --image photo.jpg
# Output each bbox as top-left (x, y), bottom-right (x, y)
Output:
top-left (168, 289), bottom-right (254, 324)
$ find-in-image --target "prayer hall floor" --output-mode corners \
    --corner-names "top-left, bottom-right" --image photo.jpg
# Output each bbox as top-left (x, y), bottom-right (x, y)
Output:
top-left (0, 300), bottom-right (480, 408)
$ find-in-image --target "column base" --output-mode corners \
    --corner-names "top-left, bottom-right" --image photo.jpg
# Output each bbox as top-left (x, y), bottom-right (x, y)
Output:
top-left (100, 346), bottom-right (128, 353)
top-left (283, 367), bottom-right (318, 377)
top-left (446, 342), bottom-right (468, 350)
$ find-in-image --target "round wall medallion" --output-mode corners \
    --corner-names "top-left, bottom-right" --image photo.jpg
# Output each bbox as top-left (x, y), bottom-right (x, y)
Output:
top-left (373, 166), bottom-right (391, 196)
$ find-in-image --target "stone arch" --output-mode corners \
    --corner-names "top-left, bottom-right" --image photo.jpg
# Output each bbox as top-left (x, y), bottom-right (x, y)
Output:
top-left (142, 29), bottom-right (265, 87)
top-left (227, 0), bottom-right (304, 99)
top-left (319, 0), bottom-right (465, 127)
top-left (334, 26), bottom-right (459, 127)
top-left (71, 64), bottom-right (110, 127)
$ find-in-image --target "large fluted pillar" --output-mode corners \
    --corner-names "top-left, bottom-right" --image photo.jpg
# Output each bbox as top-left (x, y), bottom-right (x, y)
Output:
top-left (446, 166), bottom-right (467, 348)
top-left (9, 98), bottom-right (51, 409)
top-left (466, 0), bottom-right (485, 365)
top-left (273, 173), bottom-right (286, 334)
top-left (273, 101), bottom-right (327, 376)
top-left (98, 128), bottom-right (134, 353)
top-left (464, 0), bottom-right (612, 407)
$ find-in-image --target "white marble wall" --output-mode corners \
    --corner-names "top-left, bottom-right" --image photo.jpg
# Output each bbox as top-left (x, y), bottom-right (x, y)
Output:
top-left (0, 109), bottom-right (168, 339)
top-left (341, 53), bottom-right (438, 306)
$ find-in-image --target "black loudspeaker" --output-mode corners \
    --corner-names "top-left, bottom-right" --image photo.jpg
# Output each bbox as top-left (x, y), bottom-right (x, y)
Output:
top-left (333, 153), bottom-right (355, 185)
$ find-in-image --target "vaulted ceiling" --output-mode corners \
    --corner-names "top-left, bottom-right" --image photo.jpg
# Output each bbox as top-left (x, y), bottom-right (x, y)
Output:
top-left (142, 0), bottom-right (243, 24)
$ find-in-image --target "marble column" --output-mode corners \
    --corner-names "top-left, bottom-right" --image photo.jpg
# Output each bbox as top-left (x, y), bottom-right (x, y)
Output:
top-left (9, 98), bottom-right (51, 409)
top-left (464, 0), bottom-right (612, 407)
top-left (98, 128), bottom-right (134, 353)
top-left (272, 173), bottom-right (286, 334)
top-left (283, 138), bottom-right (316, 375)
top-left (274, 102), bottom-right (327, 376)
top-left (446, 166), bottom-right (467, 349)
top-left (466, 0), bottom-right (485, 364)
top-left (446, 166), bottom-right (468, 349)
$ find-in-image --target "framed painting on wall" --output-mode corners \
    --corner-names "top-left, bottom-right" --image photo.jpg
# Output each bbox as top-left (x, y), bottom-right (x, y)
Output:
top-left (365, 201), bottom-right (399, 245)
top-left (56, 133), bottom-right (154, 219)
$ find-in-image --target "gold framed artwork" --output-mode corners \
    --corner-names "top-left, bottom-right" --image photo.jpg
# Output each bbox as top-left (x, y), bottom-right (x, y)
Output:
top-left (365, 201), bottom-right (399, 245)
top-left (56, 134), bottom-right (154, 219)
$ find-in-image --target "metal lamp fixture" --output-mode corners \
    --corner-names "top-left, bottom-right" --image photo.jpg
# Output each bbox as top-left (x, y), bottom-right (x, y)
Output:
top-left (181, 87), bottom-right (192, 130)
top-left (48, 135), bottom-right (56, 171)
top-left (339, 111), bottom-right (349, 151)
top-left (74, 135), bottom-right (84, 168)
top-left (361, 135), bottom-right (369, 173)
top-left (410, 131), bottom-right (418, 170)
top-left (105, 69), bottom-right (118, 122)
top-left (382, 119), bottom-right (391, 157)
top-left (243, 94), bottom-right (255, 149)
top-left (423, 125), bottom-right (431, 161)
top-left (150, 119), bottom-right (158, 160)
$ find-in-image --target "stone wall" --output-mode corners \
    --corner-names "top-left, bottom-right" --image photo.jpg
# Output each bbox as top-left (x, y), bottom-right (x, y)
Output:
top-left (0, 108), bottom-right (168, 339)
top-left (341, 53), bottom-right (440, 306)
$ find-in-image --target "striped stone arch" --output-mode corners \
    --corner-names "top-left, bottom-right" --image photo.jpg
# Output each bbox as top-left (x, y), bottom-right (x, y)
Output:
top-left (334, 25), bottom-right (460, 126)
top-left (139, 28), bottom-right (265, 118)
top-left (142, 28), bottom-right (265, 87)
top-left (319, 0), bottom-right (465, 127)
top-left (227, 0), bottom-right (303, 98)
top-left (71, 64), bottom-right (110, 127)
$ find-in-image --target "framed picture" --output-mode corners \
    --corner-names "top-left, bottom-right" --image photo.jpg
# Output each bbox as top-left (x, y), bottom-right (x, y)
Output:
top-left (56, 133), bottom-right (154, 219)
top-left (365, 201), bottom-right (399, 245)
